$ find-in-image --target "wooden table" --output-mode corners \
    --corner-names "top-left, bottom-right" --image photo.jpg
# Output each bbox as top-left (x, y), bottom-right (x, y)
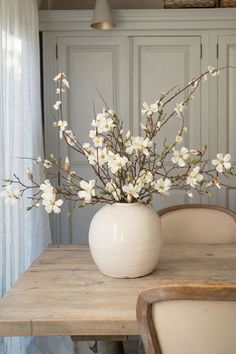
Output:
top-left (0, 244), bottom-right (236, 351)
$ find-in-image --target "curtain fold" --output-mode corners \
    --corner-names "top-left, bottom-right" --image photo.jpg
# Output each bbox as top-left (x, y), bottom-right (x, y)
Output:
top-left (0, 0), bottom-right (52, 353)
top-left (0, 1), bottom-right (76, 353)
top-left (0, 0), bottom-right (50, 294)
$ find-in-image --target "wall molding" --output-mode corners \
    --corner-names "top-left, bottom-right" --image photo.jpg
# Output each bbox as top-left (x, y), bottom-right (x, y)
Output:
top-left (39, 9), bottom-right (236, 32)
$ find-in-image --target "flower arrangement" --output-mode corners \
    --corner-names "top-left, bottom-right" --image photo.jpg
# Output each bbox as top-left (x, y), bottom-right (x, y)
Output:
top-left (1, 66), bottom-right (235, 213)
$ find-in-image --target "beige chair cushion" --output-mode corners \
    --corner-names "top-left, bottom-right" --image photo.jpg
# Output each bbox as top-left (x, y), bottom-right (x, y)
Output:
top-left (153, 300), bottom-right (236, 354)
top-left (160, 208), bottom-right (236, 244)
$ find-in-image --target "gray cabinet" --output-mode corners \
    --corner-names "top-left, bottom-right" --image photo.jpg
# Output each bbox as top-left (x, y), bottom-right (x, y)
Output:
top-left (41, 10), bottom-right (236, 243)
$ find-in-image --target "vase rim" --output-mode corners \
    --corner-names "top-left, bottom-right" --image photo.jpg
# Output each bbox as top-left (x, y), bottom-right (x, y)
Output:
top-left (112, 202), bottom-right (143, 206)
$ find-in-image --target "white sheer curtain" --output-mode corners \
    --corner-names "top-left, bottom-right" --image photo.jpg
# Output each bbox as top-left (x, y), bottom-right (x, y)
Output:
top-left (0, 0), bottom-right (51, 353)
top-left (0, 0), bottom-right (50, 290)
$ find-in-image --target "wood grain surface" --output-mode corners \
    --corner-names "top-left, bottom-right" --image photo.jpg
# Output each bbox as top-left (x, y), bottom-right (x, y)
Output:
top-left (0, 244), bottom-right (236, 337)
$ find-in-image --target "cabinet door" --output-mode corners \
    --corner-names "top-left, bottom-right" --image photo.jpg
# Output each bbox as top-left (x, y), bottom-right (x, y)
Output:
top-left (56, 36), bottom-right (130, 243)
top-left (218, 35), bottom-right (236, 210)
top-left (132, 36), bottom-right (201, 210)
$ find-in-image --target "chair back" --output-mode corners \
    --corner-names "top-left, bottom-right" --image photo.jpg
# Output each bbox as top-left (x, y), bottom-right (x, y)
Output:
top-left (158, 204), bottom-right (236, 244)
top-left (136, 285), bottom-right (236, 354)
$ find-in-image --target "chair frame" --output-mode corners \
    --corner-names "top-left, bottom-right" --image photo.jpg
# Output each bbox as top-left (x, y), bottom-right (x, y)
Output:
top-left (136, 285), bottom-right (236, 354)
top-left (158, 203), bottom-right (236, 220)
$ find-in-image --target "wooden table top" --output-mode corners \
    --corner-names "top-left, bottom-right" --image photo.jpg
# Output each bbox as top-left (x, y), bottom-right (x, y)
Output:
top-left (0, 244), bottom-right (236, 337)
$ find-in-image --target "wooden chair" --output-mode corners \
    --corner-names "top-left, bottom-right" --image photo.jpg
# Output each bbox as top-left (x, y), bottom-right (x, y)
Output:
top-left (136, 285), bottom-right (236, 354)
top-left (158, 204), bottom-right (236, 244)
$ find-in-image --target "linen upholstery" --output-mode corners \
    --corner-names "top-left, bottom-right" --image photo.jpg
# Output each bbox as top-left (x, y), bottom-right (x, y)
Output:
top-left (152, 300), bottom-right (236, 354)
top-left (159, 206), bottom-right (236, 244)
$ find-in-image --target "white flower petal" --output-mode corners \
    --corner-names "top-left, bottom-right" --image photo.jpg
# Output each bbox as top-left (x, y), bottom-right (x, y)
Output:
top-left (216, 153), bottom-right (224, 161)
top-left (224, 154), bottom-right (231, 162)
top-left (216, 164), bottom-right (224, 173)
top-left (223, 162), bottom-right (231, 170)
top-left (53, 205), bottom-right (61, 213)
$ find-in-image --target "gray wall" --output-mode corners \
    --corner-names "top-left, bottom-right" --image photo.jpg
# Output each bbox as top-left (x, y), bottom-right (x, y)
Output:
top-left (39, 0), bottom-right (164, 10)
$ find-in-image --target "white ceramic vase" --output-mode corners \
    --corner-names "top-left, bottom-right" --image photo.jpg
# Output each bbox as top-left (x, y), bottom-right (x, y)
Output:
top-left (88, 202), bottom-right (162, 278)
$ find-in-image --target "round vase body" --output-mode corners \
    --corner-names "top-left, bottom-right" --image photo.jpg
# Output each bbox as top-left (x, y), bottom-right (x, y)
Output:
top-left (88, 203), bottom-right (162, 278)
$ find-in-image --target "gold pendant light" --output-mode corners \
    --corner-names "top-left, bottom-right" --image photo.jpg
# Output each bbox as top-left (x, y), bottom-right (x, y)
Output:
top-left (91, 0), bottom-right (116, 30)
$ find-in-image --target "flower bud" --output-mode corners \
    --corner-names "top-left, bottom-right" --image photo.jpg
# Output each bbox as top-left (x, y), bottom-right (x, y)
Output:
top-left (126, 130), bottom-right (131, 139)
top-left (212, 176), bottom-right (221, 189)
top-left (190, 149), bottom-right (201, 156)
top-left (187, 190), bottom-right (193, 198)
top-left (64, 156), bottom-right (70, 172)
top-left (27, 168), bottom-right (33, 181)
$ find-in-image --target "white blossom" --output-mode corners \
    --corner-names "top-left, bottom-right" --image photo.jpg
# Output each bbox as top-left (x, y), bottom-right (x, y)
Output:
top-left (89, 129), bottom-right (97, 139)
top-left (0, 185), bottom-right (20, 205)
top-left (141, 102), bottom-right (158, 116)
top-left (35, 156), bottom-right (42, 164)
top-left (53, 72), bottom-right (69, 88)
top-left (90, 148), bottom-right (108, 166)
top-left (43, 159), bottom-right (52, 169)
top-left (40, 180), bottom-right (63, 213)
top-left (53, 101), bottom-right (61, 111)
top-left (106, 182), bottom-right (120, 201)
top-left (108, 154), bottom-right (128, 174)
top-left (97, 148), bottom-right (108, 166)
top-left (87, 148), bottom-right (108, 166)
top-left (171, 147), bottom-right (189, 167)
top-left (42, 197), bottom-right (63, 214)
top-left (174, 102), bottom-right (184, 117)
top-left (212, 153), bottom-right (231, 173)
top-left (126, 136), bottom-right (153, 156)
top-left (208, 66), bottom-right (220, 77)
top-left (137, 170), bottom-right (153, 186)
top-left (175, 131), bottom-right (183, 144)
top-left (53, 73), bottom-right (64, 82)
top-left (154, 178), bottom-right (172, 196)
top-left (78, 180), bottom-right (96, 203)
top-left (88, 153), bottom-right (96, 166)
top-left (83, 143), bottom-right (93, 156)
top-left (64, 130), bottom-right (77, 146)
top-left (92, 109), bottom-right (115, 133)
top-left (40, 180), bottom-right (54, 198)
top-left (93, 136), bottom-right (104, 147)
top-left (107, 109), bottom-right (115, 117)
top-left (186, 166), bottom-right (203, 188)
top-left (54, 120), bottom-right (68, 139)
top-left (98, 116), bottom-right (114, 133)
top-left (141, 101), bottom-right (163, 116)
top-left (122, 183), bottom-right (142, 202)
top-left (62, 78), bottom-right (69, 88)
